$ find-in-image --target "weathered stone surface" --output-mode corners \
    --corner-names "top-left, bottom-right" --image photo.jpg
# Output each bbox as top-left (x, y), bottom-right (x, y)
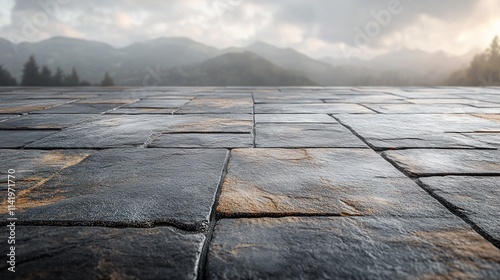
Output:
top-left (150, 133), bottom-right (253, 148)
top-left (419, 176), bottom-right (500, 243)
top-left (337, 114), bottom-right (500, 149)
top-left (383, 149), bottom-right (500, 176)
top-left (0, 114), bottom-right (94, 129)
top-left (217, 149), bottom-right (451, 218)
top-left (0, 226), bottom-right (204, 280)
top-left (0, 99), bottom-right (73, 113)
top-left (208, 217), bottom-right (500, 280)
top-left (0, 115), bottom-right (18, 122)
top-left (322, 94), bottom-right (408, 104)
top-left (366, 104), bottom-right (500, 114)
top-left (164, 114), bottom-right (253, 133)
top-left (255, 124), bottom-right (367, 148)
top-left (124, 99), bottom-right (191, 108)
top-left (255, 114), bottom-right (336, 123)
top-left (255, 103), bottom-right (374, 114)
top-left (107, 108), bottom-right (177, 114)
top-left (32, 103), bottom-right (121, 114)
top-left (3, 149), bottom-right (228, 229)
top-left (27, 115), bottom-right (169, 148)
top-left (177, 98), bottom-right (253, 114)
top-left (0, 130), bottom-right (57, 148)
top-left (463, 133), bottom-right (500, 148)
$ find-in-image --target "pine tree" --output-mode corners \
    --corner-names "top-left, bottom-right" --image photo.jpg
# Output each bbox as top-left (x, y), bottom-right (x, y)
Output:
top-left (101, 72), bottom-right (114, 86)
top-left (21, 55), bottom-right (40, 86)
top-left (39, 66), bottom-right (53, 86)
top-left (64, 67), bottom-right (80, 86)
top-left (0, 65), bottom-right (18, 86)
top-left (52, 67), bottom-right (64, 86)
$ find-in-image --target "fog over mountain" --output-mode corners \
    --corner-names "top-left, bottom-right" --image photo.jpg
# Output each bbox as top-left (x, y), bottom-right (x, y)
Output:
top-left (0, 36), bottom-right (474, 86)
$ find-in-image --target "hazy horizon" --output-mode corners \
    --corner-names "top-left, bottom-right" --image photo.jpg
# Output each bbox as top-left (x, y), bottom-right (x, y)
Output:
top-left (1, 0), bottom-right (498, 59)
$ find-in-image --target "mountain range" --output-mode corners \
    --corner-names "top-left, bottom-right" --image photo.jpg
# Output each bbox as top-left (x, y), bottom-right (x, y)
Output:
top-left (0, 36), bottom-right (474, 86)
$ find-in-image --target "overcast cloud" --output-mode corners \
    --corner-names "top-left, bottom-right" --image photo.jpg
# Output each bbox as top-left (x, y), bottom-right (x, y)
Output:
top-left (0, 0), bottom-right (498, 58)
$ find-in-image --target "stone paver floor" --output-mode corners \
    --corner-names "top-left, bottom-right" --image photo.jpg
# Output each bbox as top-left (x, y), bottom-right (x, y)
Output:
top-left (0, 87), bottom-right (499, 279)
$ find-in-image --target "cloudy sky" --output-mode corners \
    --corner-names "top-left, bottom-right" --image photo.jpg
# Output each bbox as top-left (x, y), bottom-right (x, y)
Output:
top-left (0, 0), bottom-right (499, 59)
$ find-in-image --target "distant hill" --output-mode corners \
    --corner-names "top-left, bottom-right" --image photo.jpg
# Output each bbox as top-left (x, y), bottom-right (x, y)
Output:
top-left (158, 51), bottom-right (317, 86)
top-left (0, 36), bottom-right (473, 86)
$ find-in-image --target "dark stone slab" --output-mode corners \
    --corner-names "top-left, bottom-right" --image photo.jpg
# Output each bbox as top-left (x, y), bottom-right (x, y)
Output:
top-left (5, 148), bottom-right (228, 229)
top-left (0, 130), bottom-right (57, 148)
top-left (0, 114), bottom-right (94, 129)
top-left (419, 176), bottom-right (500, 243)
top-left (164, 114), bottom-right (253, 133)
top-left (255, 124), bottom-right (367, 148)
top-left (208, 217), bottom-right (500, 280)
top-left (255, 114), bottom-right (336, 123)
top-left (255, 103), bottom-right (374, 114)
top-left (177, 98), bottom-right (253, 114)
top-left (323, 94), bottom-right (408, 104)
top-left (383, 149), bottom-right (500, 176)
top-left (365, 104), bottom-right (500, 114)
top-left (28, 115), bottom-right (253, 148)
top-left (337, 114), bottom-right (500, 150)
top-left (31, 103), bottom-right (121, 114)
top-left (0, 115), bottom-right (19, 122)
top-left (0, 226), bottom-right (204, 280)
top-left (0, 100), bottom-right (73, 114)
top-left (217, 149), bottom-right (451, 218)
top-left (124, 99), bottom-right (190, 108)
top-left (27, 115), bottom-right (171, 148)
top-left (107, 108), bottom-right (177, 114)
top-left (150, 133), bottom-right (253, 148)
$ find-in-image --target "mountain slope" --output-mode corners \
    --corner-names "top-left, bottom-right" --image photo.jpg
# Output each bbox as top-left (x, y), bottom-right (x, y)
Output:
top-left (159, 51), bottom-right (317, 86)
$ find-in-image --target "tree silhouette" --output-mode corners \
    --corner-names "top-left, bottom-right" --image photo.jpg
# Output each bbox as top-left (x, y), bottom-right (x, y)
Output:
top-left (0, 65), bottom-right (18, 86)
top-left (21, 55), bottom-right (40, 86)
top-left (64, 67), bottom-right (80, 86)
top-left (39, 66), bottom-right (53, 86)
top-left (101, 72), bottom-right (114, 86)
top-left (52, 67), bottom-right (64, 86)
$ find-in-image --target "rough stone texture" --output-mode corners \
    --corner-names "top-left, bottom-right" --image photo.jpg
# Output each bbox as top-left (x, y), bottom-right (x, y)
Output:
top-left (2, 148), bottom-right (228, 229)
top-left (1, 87), bottom-right (499, 279)
top-left (0, 226), bottom-right (204, 280)
top-left (255, 124), bottom-right (367, 148)
top-left (0, 130), bottom-right (57, 148)
top-left (338, 114), bottom-right (500, 150)
top-left (255, 103), bottom-right (374, 114)
top-left (419, 176), bottom-right (500, 243)
top-left (217, 149), bottom-right (451, 218)
top-left (255, 114), bottom-right (337, 123)
top-left (383, 149), bottom-right (500, 176)
top-left (208, 217), bottom-right (500, 280)
top-left (0, 114), bottom-right (95, 129)
top-left (150, 133), bottom-right (253, 148)
top-left (31, 103), bottom-right (121, 114)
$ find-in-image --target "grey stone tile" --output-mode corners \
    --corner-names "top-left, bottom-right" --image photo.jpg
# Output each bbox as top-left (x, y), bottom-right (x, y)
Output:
top-left (107, 108), bottom-right (177, 114)
top-left (323, 94), bottom-right (408, 104)
top-left (0, 114), bottom-right (94, 129)
top-left (383, 149), bottom-right (500, 176)
top-left (337, 114), bottom-right (500, 150)
top-left (0, 115), bottom-right (19, 122)
top-left (217, 149), bottom-right (451, 218)
top-left (255, 114), bottom-right (336, 124)
top-left (365, 104), bottom-right (500, 114)
top-left (4, 148), bottom-right (228, 229)
top-left (463, 133), bottom-right (500, 148)
top-left (150, 133), bottom-right (253, 148)
top-left (420, 176), bottom-right (500, 243)
top-left (0, 100), bottom-right (73, 113)
top-left (255, 124), bottom-right (367, 148)
top-left (124, 99), bottom-right (190, 108)
top-left (0, 226), bottom-right (204, 279)
top-left (0, 130), bottom-right (57, 148)
top-left (255, 103), bottom-right (374, 114)
top-left (164, 114), bottom-right (253, 133)
top-left (208, 217), bottom-right (500, 280)
top-left (177, 98), bottom-right (253, 114)
top-left (32, 103), bottom-right (121, 114)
